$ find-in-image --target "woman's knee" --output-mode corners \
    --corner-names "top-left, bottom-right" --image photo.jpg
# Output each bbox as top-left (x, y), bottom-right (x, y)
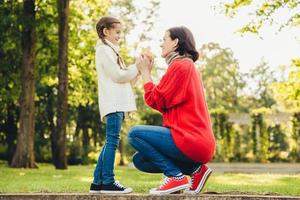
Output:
top-left (132, 152), bottom-right (145, 172)
top-left (132, 152), bottom-right (147, 171)
top-left (132, 152), bottom-right (162, 173)
top-left (128, 125), bottom-right (144, 143)
top-left (132, 152), bottom-right (141, 165)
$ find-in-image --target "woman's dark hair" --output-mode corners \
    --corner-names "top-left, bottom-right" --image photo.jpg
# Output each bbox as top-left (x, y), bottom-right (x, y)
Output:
top-left (96, 16), bottom-right (121, 40)
top-left (168, 26), bottom-right (199, 62)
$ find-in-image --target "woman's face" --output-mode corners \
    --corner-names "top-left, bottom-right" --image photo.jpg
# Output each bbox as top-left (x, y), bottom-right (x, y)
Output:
top-left (104, 23), bottom-right (123, 45)
top-left (160, 31), bottom-right (178, 58)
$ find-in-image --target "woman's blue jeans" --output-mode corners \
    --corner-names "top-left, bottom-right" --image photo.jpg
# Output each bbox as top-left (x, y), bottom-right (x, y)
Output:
top-left (128, 125), bottom-right (200, 177)
top-left (93, 112), bottom-right (124, 185)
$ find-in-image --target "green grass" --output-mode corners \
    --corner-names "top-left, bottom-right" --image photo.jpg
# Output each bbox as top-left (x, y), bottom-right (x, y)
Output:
top-left (0, 161), bottom-right (300, 195)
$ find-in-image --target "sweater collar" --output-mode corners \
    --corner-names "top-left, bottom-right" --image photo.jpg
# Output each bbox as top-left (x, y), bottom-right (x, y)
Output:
top-left (165, 51), bottom-right (194, 65)
top-left (165, 51), bottom-right (187, 65)
top-left (96, 39), bottom-right (120, 52)
top-left (104, 39), bottom-right (120, 52)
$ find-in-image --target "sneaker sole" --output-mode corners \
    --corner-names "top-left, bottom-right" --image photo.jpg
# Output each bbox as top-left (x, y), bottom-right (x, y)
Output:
top-left (149, 183), bottom-right (190, 195)
top-left (185, 168), bottom-right (213, 195)
top-left (100, 188), bottom-right (133, 194)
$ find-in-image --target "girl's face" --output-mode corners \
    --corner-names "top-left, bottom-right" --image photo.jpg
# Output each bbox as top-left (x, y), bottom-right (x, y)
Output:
top-left (160, 31), bottom-right (178, 58)
top-left (103, 23), bottom-right (123, 45)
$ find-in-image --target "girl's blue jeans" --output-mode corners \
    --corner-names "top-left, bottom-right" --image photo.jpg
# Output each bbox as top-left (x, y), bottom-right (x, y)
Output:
top-left (93, 112), bottom-right (124, 185)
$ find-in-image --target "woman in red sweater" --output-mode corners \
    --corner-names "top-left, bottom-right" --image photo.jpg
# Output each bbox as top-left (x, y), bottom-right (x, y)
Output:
top-left (128, 26), bottom-right (215, 195)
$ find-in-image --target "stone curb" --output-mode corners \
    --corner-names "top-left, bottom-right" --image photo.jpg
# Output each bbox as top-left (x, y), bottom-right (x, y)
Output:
top-left (0, 194), bottom-right (300, 200)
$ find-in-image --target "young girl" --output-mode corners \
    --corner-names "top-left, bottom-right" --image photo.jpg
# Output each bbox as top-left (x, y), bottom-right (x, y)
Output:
top-left (89, 16), bottom-right (138, 194)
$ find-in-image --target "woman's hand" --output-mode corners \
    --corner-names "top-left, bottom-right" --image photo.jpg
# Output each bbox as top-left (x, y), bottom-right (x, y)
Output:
top-left (147, 57), bottom-right (154, 72)
top-left (137, 55), bottom-right (152, 74)
top-left (136, 55), bottom-right (153, 83)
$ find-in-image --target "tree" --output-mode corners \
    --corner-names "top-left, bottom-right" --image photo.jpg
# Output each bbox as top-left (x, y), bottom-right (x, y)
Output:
top-left (272, 59), bottom-right (300, 160)
top-left (251, 109), bottom-right (270, 162)
top-left (198, 42), bottom-right (245, 112)
top-left (272, 59), bottom-right (300, 112)
top-left (51, 0), bottom-right (70, 169)
top-left (267, 124), bottom-right (288, 161)
top-left (0, 1), bottom-right (22, 164)
top-left (11, 0), bottom-right (37, 168)
top-left (245, 60), bottom-right (277, 108)
top-left (222, 0), bottom-right (300, 162)
top-left (223, 0), bottom-right (300, 34)
top-left (0, 0), bottom-right (160, 166)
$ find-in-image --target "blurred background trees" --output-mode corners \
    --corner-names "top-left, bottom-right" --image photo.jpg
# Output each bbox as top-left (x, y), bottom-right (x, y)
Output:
top-left (0, 0), bottom-right (299, 168)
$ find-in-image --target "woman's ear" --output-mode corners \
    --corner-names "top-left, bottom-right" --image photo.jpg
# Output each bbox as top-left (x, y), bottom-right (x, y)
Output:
top-left (173, 38), bottom-right (179, 48)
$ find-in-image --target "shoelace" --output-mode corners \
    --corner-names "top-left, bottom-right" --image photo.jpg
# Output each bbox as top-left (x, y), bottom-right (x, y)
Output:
top-left (190, 176), bottom-right (195, 189)
top-left (190, 166), bottom-right (202, 189)
top-left (159, 177), bottom-right (172, 189)
top-left (113, 181), bottom-right (125, 189)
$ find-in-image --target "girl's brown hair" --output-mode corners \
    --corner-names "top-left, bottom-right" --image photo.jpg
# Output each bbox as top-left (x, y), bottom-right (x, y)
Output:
top-left (96, 16), bottom-right (126, 69)
top-left (96, 16), bottom-right (121, 41)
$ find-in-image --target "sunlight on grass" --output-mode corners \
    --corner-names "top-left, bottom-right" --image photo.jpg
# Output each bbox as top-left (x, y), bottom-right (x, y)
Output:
top-left (78, 177), bottom-right (92, 183)
top-left (213, 174), bottom-right (283, 186)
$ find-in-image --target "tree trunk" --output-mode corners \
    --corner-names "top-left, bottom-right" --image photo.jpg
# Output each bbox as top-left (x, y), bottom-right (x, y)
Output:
top-left (52, 0), bottom-right (69, 169)
top-left (118, 137), bottom-right (125, 166)
top-left (6, 103), bottom-right (18, 165)
top-left (11, 0), bottom-right (37, 168)
top-left (82, 127), bottom-right (89, 165)
top-left (46, 87), bottom-right (56, 141)
top-left (74, 105), bottom-right (83, 141)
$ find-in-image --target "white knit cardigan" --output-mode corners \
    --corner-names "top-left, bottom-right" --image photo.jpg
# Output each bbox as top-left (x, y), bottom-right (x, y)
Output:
top-left (95, 39), bottom-right (138, 121)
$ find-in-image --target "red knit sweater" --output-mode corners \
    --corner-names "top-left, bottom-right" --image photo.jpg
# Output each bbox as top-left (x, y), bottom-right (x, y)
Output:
top-left (144, 58), bottom-right (215, 163)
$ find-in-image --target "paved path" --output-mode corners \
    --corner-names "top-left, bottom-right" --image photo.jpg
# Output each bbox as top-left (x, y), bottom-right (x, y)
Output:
top-left (0, 194), bottom-right (299, 200)
top-left (128, 162), bottom-right (300, 174)
top-left (128, 163), bottom-right (300, 175)
top-left (207, 163), bottom-right (300, 174)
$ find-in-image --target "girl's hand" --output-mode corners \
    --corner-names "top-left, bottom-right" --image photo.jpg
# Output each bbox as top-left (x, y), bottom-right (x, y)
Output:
top-left (137, 55), bottom-right (151, 74)
top-left (136, 55), bottom-right (153, 83)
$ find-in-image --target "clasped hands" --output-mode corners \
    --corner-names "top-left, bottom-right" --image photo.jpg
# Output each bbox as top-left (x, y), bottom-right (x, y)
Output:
top-left (136, 54), bottom-right (154, 75)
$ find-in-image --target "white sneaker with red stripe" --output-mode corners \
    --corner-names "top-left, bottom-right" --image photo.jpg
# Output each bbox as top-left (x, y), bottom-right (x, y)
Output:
top-left (184, 164), bottom-right (213, 194)
top-left (149, 176), bottom-right (190, 195)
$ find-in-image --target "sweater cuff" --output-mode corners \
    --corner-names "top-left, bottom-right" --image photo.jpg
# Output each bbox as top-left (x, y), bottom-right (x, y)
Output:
top-left (128, 64), bottom-right (139, 77)
top-left (144, 81), bottom-right (154, 91)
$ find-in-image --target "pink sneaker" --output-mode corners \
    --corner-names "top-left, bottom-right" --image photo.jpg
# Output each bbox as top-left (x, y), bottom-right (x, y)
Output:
top-left (184, 165), bottom-right (212, 194)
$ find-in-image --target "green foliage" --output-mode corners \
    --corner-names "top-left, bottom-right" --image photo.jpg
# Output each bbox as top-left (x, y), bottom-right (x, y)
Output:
top-left (268, 124), bottom-right (288, 162)
top-left (198, 42), bottom-right (245, 112)
top-left (272, 59), bottom-right (300, 112)
top-left (245, 60), bottom-right (277, 108)
top-left (220, 1), bottom-right (300, 160)
top-left (0, 0), bottom-right (161, 166)
top-left (67, 0), bottom-right (112, 107)
top-left (0, 0), bottom-right (22, 114)
top-left (251, 109), bottom-right (270, 162)
top-left (225, 0), bottom-right (252, 12)
top-left (291, 112), bottom-right (300, 161)
top-left (223, 0), bottom-right (300, 34)
top-left (1, 0), bottom-right (299, 166)
top-left (211, 109), bottom-right (236, 162)
top-left (0, 0), bottom-right (23, 163)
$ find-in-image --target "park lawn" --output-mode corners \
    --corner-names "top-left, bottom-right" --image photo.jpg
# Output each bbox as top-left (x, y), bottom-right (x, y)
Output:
top-left (0, 161), bottom-right (300, 195)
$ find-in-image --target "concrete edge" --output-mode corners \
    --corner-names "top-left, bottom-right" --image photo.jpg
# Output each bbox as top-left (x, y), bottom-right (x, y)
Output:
top-left (0, 193), bottom-right (300, 200)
